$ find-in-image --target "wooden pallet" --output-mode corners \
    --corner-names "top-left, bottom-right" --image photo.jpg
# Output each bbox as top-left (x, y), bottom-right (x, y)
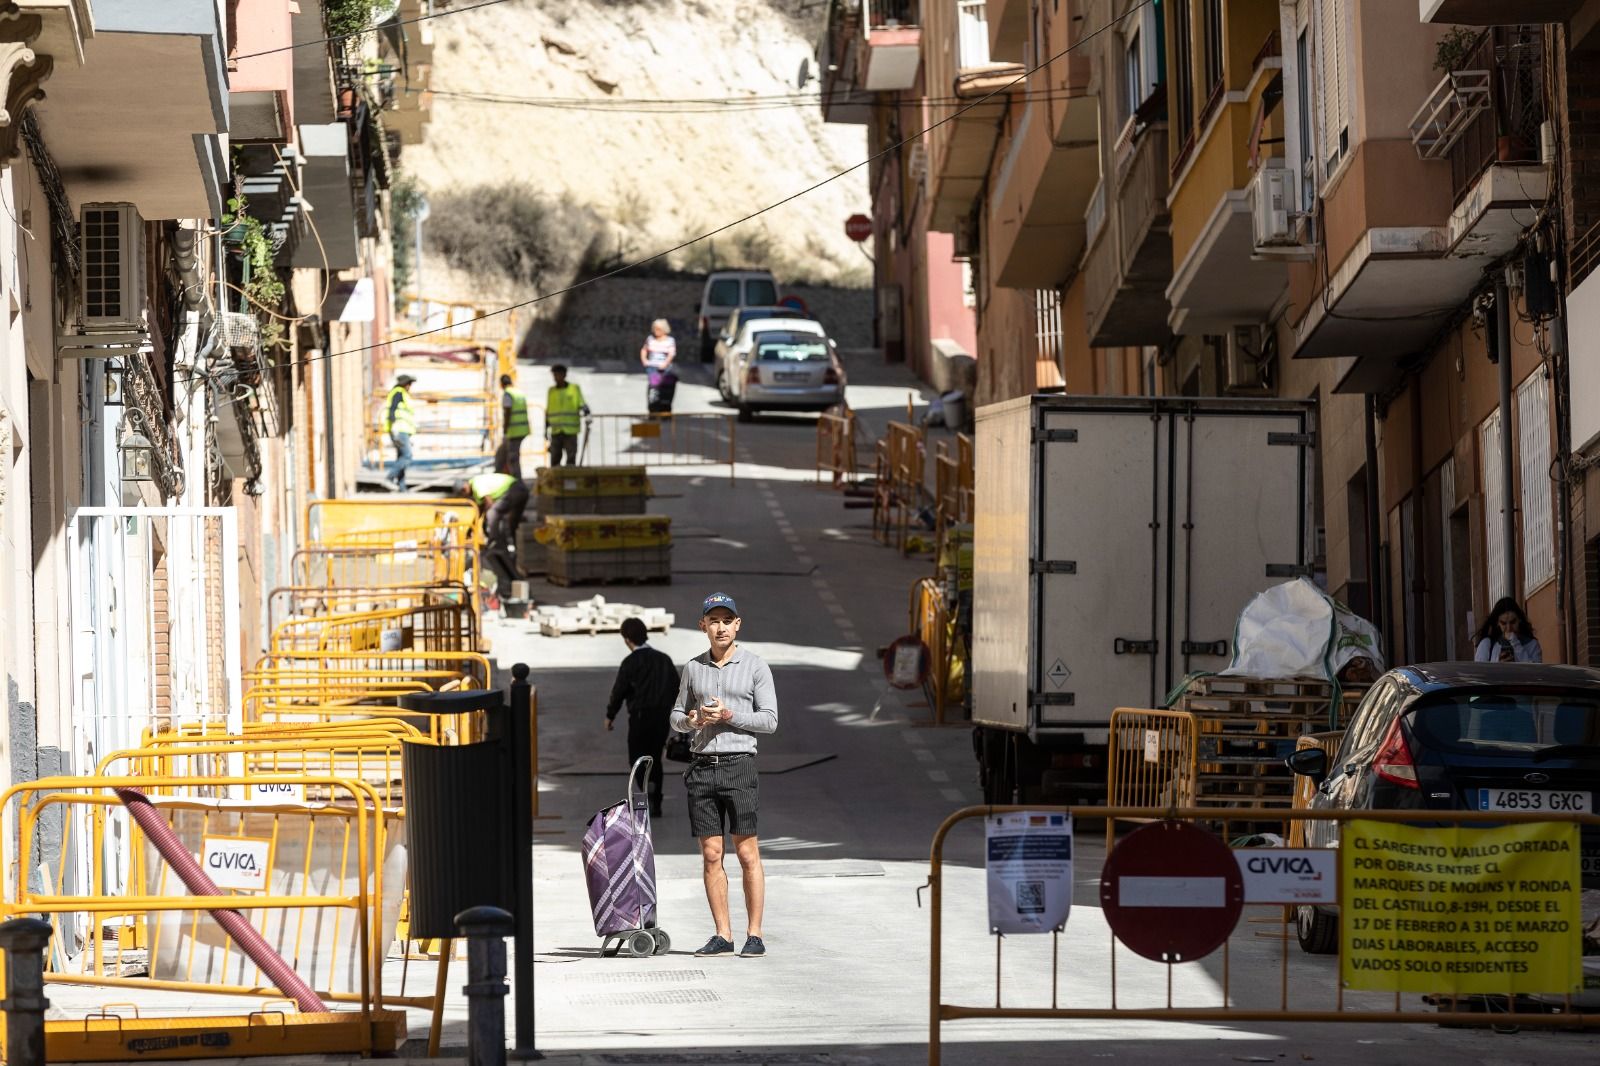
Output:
top-left (546, 545), bottom-right (672, 587)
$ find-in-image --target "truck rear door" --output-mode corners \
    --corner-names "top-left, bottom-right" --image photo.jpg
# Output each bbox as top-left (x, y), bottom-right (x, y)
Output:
top-left (1032, 403), bottom-right (1165, 732)
top-left (1168, 406), bottom-right (1312, 690)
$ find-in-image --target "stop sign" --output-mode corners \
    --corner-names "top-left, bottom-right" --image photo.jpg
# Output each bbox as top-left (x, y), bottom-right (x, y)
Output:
top-left (845, 213), bottom-right (873, 242)
top-left (1099, 820), bottom-right (1244, 963)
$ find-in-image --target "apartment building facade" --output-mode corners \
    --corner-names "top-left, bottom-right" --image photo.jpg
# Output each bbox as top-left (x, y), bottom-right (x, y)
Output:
top-left (0, 0), bottom-right (436, 796)
top-left (824, 0), bottom-right (1600, 670)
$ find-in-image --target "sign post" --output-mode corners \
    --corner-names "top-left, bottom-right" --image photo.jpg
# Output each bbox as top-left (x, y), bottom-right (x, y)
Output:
top-left (1100, 819), bottom-right (1244, 962)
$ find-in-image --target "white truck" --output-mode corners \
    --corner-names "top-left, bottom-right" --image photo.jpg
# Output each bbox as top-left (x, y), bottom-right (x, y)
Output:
top-left (971, 394), bottom-right (1316, 803)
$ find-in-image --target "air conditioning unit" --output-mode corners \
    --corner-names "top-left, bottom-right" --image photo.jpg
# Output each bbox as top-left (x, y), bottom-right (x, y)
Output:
top-left (80, 203), bottom-right (145, 331)
top-left (1247, 161), bottom-right (1313, 260)
top-left (1224, 325), bottom-right (1268, 392)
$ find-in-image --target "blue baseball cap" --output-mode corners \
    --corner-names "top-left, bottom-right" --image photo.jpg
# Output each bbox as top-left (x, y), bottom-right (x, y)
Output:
top-left (702, 592), bottom-right (739, 617)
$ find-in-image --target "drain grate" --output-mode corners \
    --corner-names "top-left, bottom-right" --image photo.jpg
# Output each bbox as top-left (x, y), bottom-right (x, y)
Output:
top-left (569, 987), bottom-right (720, 1007)
top-left (563, 968), bottom-right (708, 985)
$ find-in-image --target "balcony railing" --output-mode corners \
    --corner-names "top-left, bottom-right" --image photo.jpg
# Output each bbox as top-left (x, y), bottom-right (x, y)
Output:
top-left (958, 0), bottom-right (990, 67)
top-left (868, 0), bottom-right (919, 29)
top-left (1447, 25), bottom-right (1544, 202)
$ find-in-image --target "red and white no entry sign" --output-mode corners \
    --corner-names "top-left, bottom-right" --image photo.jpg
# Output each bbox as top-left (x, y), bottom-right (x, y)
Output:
top-left (1099, 819), bottom-right (1244, 963)
top-left (845, 213), bottom-right (873, 242)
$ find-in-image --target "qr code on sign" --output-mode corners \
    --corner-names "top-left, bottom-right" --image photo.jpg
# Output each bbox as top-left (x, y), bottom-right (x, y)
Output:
top-left (1016, 880), bottom-right (1045, 915)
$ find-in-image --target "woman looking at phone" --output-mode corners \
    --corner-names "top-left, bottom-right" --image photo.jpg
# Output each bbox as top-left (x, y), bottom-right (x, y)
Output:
top-left (1472, 597), bottom-right (1542, 663)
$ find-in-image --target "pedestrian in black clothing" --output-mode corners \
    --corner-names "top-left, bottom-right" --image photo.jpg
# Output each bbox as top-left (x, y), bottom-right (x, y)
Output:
top-left (605, 618), bottom-right (679, 817)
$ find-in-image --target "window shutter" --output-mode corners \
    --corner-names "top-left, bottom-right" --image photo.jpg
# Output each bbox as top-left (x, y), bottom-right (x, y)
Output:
top-left (1517, 373), bottom-right (1555, 591)
top-left (1317, 0), bottom-right (1351, 181)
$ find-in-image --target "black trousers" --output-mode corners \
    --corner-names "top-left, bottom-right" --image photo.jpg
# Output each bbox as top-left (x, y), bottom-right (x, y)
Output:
top-left (627, 713), bottom-right (670, 810)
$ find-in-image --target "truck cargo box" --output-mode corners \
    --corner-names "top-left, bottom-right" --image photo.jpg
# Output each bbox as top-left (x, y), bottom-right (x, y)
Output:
top-left (972, 395), bottom-right (1314, 747)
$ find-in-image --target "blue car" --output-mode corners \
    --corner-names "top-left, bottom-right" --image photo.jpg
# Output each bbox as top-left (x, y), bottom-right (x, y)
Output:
top-left (1285, 662), bottom-right (1600, 954)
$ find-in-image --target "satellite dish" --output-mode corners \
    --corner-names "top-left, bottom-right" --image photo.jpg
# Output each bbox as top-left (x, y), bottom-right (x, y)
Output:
top-left (797, 57), bottom-right (812, 90)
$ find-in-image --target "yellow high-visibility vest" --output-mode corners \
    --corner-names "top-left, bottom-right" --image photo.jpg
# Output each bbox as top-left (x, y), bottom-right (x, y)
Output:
top-left (382, 386), bottom-right (417, 435)
top-left (469, 472), bottom-right (516, 504)
top-left (546, 383), bottom-right (586, 435)
top-left (504, 387), bottom-right (531, 438)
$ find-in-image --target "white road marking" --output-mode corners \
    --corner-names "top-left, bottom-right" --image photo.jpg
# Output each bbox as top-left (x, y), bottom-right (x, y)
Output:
top-left (926, 769), bottom-right (950, 783)
top-left (903, 730), bottom-right (927, 746)
top-left (940, 788), bottom-right (965, 803)
top-left (912, 749), bottom-right (936, 763)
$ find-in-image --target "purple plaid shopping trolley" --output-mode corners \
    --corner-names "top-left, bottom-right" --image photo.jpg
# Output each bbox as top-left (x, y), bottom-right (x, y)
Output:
top-left (581, 756), bottom-right (671, 957)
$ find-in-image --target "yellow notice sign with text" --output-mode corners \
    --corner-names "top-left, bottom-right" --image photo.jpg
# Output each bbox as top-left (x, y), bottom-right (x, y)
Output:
top-left (1340, 819), bottom-right (1582, 995)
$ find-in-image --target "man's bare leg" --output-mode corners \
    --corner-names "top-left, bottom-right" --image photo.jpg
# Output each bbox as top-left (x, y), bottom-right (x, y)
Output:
top-left (733, 833), bottom-right (764, 937)
top-left (700, 834), bottom-right (732, 938)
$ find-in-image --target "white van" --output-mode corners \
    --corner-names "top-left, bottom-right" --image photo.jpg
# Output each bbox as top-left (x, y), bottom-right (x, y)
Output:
top-left (697, 270), bottom-right (780, 360)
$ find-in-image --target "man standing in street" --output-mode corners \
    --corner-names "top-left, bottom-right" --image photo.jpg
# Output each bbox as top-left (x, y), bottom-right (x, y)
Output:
top-left (545, 364), bottom-right (590, 468)
top-left (498, 373), bottom-right (531, 478)
top-left (383, 374), bottom-right (418, 490)
top-left (605, 618), bottom-right (679, 818)
top-left (671, 593), bottom-right (776, 959)
top-left (465, 470), bottom-right (530, 598)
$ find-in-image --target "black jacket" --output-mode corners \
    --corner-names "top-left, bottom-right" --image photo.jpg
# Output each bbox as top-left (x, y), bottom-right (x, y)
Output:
top-left (606, 644), bottom-right (679, 721)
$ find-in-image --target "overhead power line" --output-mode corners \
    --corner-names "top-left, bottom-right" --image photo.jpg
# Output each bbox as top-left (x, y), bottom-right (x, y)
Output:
top-left (279, 1), bottom-right (1152, 374)
top-left (410, 85), bottom-right (1094, 115)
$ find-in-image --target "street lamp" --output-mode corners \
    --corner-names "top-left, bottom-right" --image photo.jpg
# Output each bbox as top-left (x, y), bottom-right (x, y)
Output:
top-left (103, 363), bottom-right (125, 407)
top-left (120, 422), bottom-right (156, 483)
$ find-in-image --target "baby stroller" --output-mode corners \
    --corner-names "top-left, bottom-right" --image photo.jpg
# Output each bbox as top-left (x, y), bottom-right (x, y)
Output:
top-left (582, 756), bottom-right (671, 957)
top-left (646, 368), bottom-right (677, 414)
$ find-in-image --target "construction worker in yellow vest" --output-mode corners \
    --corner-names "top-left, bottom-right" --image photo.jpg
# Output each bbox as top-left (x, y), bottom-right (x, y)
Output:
top-left (497, 373), bottom-right (531, 479)
top-left (467, 471), bottom-right (531, 598)
top-left (382, 374), bottom-right (418, 490)
top-left (546, 364), bottom-right (590, 468)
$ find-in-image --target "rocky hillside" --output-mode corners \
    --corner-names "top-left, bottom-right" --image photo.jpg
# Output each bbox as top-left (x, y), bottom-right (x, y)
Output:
top-left (404, 0), bottom-right (872, 309)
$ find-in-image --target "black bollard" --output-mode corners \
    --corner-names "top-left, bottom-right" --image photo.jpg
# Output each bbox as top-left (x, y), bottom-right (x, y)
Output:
top-left (508, 663), bottom-right (540, 1059)
top-left (457, 906), bottom-right (515, 1066)
top-left (0, 917), bottom-right (53, 1066)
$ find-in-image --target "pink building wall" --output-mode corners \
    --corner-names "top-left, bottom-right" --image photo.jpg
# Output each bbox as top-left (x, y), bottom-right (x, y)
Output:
top-left (231, 0), bottom-right (295, 128)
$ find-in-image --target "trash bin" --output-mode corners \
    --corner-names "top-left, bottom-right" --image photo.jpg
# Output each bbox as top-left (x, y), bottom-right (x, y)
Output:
top-left (399, 689), bottom-right (514, 940)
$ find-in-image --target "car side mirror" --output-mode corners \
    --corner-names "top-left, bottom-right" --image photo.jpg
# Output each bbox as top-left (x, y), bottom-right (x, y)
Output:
top-left (1285, 747), bottom-right (1329, 784)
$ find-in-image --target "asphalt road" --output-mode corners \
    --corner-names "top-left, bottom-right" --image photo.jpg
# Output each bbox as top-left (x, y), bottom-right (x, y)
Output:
top-left (458, 353), bottom-right (1600, 1064)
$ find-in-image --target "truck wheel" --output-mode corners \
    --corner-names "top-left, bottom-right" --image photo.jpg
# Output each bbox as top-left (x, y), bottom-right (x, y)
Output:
top-left (1296, 905), bottom-right (1338, 955)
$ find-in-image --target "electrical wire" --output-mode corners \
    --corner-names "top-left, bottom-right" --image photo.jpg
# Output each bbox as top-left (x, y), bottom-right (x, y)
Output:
top-left (233, 0), bottom-right (515, 61)
top-left (405, 85), bottom-right (1087, 113)
top-left (271, 1), bottom-right (1153, 376)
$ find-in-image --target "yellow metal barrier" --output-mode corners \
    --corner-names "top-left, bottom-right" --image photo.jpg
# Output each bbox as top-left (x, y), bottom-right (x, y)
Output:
top-left (815, 410), bottom-right (861, 487)
top-left (307, 497), bottom-right (481, 544)
top-left (270, 602), bottom-right (479, 654)
top-left (874, 422), bottom-right (927, 553)
top-left (0, 774), bottom-right (411, 1060)
top-left (579, 412), bottom-right (736, 482)
top-left (1105, 708), bottom-right (1200, 839)
top-left (1288, 731), bottom-right (1346, 848)
top-left (909, 578), bottom-right (961, 726)
top-left (249, 650), bottom-right (491, 690)
top-left (268, 581), bottom-right (473, 634)
top-left (291, 544), bottom-right (478, 596)
top-left (926, 805), bottom-right (1600, 1066)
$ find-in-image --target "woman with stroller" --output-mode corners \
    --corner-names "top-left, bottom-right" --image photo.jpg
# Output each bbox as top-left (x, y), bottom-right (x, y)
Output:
top-left (640, 318), bottom-right (677, 414)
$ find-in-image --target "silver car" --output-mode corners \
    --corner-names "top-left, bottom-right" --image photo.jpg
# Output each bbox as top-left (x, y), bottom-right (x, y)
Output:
top-left (717, 319), bottom-right (846, 421)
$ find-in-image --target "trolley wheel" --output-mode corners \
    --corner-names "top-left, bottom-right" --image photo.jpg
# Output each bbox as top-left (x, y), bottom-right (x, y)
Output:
top-left (650, 928), bottom-right (672, 956)
top-left (625, 930), bottom-right (657, 958)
